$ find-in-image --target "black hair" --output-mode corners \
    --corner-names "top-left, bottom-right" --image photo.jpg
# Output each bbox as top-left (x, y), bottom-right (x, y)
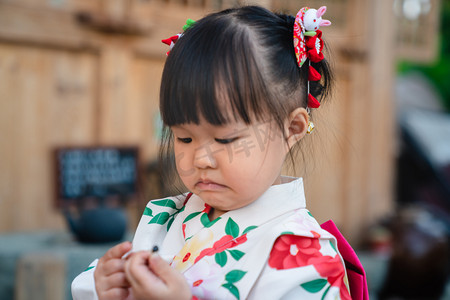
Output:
top-left (161, 6), bottom-right (332, 127)
top-left (158, 6), bottom-right (333, 193)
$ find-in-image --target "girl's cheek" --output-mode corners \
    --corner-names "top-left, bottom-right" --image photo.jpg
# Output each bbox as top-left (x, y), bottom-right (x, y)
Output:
top-left (175, 150), bottom-right (196, 178)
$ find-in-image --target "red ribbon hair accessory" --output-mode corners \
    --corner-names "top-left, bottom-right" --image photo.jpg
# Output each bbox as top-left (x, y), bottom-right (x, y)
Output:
top-left (162, 34), bottom-right (182, 56)
top-left (162, 19), bottom-right (196, 56)
top-left (293, 6), bottom-right (331, 109)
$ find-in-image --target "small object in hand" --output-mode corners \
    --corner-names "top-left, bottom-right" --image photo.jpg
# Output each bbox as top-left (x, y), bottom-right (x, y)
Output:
top-left (150, 245), bottom-right (173, 263)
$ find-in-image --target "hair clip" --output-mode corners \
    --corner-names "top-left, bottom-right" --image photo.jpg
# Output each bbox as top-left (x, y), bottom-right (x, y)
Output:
top-left (161, 34), bottom-right (182, 56)
top-left (293, 6), bottom-right (331, 110)
top-left (162, 19), bottom-right (196, 56)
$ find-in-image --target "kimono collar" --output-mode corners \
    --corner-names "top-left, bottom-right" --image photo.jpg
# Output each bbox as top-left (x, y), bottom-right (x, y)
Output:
top-left (186, 176), bottom-right (306, 231)
top-left (228, 176), bottom-right (306, 222)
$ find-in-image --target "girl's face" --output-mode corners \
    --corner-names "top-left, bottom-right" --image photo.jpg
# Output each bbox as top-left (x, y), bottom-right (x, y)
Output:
top-left (171, 116), bottom-right (289, 220)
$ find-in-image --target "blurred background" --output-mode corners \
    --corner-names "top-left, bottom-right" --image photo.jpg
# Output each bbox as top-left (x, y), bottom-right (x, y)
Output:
top-left (0, 0), bottom-right (449, 299)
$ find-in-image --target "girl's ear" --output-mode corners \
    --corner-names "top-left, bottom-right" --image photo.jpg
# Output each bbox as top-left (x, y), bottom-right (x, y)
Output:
top-left (284, 107), bottom-right (309, 150)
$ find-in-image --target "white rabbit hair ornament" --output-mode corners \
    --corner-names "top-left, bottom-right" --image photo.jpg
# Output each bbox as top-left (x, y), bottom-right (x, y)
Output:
top-left (302, 6), bottom-right (331, 34)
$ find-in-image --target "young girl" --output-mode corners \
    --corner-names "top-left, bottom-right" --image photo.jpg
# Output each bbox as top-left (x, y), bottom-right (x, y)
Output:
top-left (72, 5), bottom-right (351, 300)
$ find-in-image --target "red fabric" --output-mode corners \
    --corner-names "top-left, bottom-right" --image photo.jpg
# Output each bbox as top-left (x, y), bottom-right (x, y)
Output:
top-left (194, 234), bottom-right (248, 263)
top-left (305, 30), bottom-right (324, 63)
top-left (293, 7), bottom-right (308, 67)
top-left (183, 192), bottom-right (193, 206)
top-left (268, 234), bottom-right (351, 299)
top-left (202, 203), bottom-right (211, 214)
top-left (308, 66), bottom-right (321, 81)
top-left (161, 35), bottom-right (180, 46)
top-left (308, 94), bottom-right (321, 108)
top-left (182, 223), bottom-right (187, 239)
top-left (268, 234), bottom-right (321, 269)
top-left (320, 220), bottom-right (369, 300)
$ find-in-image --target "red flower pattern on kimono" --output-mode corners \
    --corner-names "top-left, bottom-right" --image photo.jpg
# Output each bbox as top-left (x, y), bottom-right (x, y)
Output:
top-left (182, 223), bottom-right (187, 239)
top-left (268, 234), bottom-right (351, 299)
top-left (305, 30), bottom-right (324, 62)
top-left (268, 234), bottom-right (321, 269)
top-left (194, 234), bottom-right (248, 263)
top-left (309, 254), bottom-right (351, 299)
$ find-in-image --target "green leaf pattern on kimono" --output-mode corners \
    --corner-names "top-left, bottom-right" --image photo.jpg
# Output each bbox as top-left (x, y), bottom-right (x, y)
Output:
top-left (222, 270), bottom-right (247, 300)
top-left (145, 198), bottom-right (185, 231)
top-left (200, 213), bottom-right (221, 228)
top-left (145, 200), bottom-right (261, 300)
top-left (225, 218), bottom-right (239, 238)
top-left (143, 207), bottom-right (153, 217)
top-left (301, 278), bottom-right (328, 292)
top-left (215, 251), bottom-right (228, 267)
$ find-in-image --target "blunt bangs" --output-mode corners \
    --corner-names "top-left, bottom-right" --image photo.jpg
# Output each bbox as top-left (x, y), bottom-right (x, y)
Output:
top-left (160, 10), bottom-right (273, 127)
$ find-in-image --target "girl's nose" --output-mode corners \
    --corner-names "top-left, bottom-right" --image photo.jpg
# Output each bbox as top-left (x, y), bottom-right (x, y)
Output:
top-left (193, 144), bottom-right (217, 169)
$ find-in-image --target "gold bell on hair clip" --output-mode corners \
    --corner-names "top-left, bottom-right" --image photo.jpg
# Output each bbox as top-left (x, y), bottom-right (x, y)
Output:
top-left (307, 121), bottom-right (315, 134)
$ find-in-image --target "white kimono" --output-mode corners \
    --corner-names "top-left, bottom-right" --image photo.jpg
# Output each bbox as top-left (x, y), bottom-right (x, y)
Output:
top-left (72, 177), bottom-right (351, 299)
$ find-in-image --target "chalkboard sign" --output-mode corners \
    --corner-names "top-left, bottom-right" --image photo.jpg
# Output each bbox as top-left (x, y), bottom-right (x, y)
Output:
top-left (55, 147), bottom-right (139, 205)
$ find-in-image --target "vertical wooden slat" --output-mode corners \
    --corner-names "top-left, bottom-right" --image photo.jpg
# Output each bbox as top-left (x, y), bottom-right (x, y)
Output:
top-left (0, 47), bottom-right (19, 232)
top-left (130, 57), bottom-right (165, 162)
top-left (0, 45), bottom-right (98, 232)
top-left (338, 0), bottom-right (395, 244)
top-left (303, 65), bottom-right (351, 228)
top-left (98, 47), bottom-right (135, 144)
top-left (366, 0), bottom-right (395, 224)
top-left (97, 49), bottom-right (166, 156)
top-left (343, 59), bottom-right (371, 243)
top-left (15, 254), bottom-right (66, 300)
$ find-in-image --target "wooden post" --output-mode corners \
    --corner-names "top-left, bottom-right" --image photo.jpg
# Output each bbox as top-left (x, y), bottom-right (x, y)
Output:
top-left (15, 254), bottom-right (66, 300)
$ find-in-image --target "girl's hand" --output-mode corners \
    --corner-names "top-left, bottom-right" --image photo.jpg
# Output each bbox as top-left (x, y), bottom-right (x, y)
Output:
top-left (124, 251), bottom-right (192, 300)
top-left (94, 241), bottom-right (133, 300)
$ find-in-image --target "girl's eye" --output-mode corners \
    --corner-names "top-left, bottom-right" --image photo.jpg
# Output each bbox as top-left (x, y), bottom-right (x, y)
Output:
top-left (215, 137), bottom-right (238, 144)
top-left (177, 137), bottom-right (192, 143)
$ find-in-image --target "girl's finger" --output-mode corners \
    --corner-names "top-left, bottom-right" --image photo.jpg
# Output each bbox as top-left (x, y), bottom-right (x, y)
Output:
top-left (149, 254), bottom-right (185, 288)
top-left (148, 254), bottom-right (191, 299)
top-left (103, 241), bottom-right (132, 261)
top-left (97, 242), bottom-right (132, 277)
top-left (102, 258), bottom-right (126, 276)
top-left (102, 287), bottom-right (130, 300)
top-left (103, 272), bottom-right (130, 290)
top-left (124, 251), bottom-right (151, 287)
